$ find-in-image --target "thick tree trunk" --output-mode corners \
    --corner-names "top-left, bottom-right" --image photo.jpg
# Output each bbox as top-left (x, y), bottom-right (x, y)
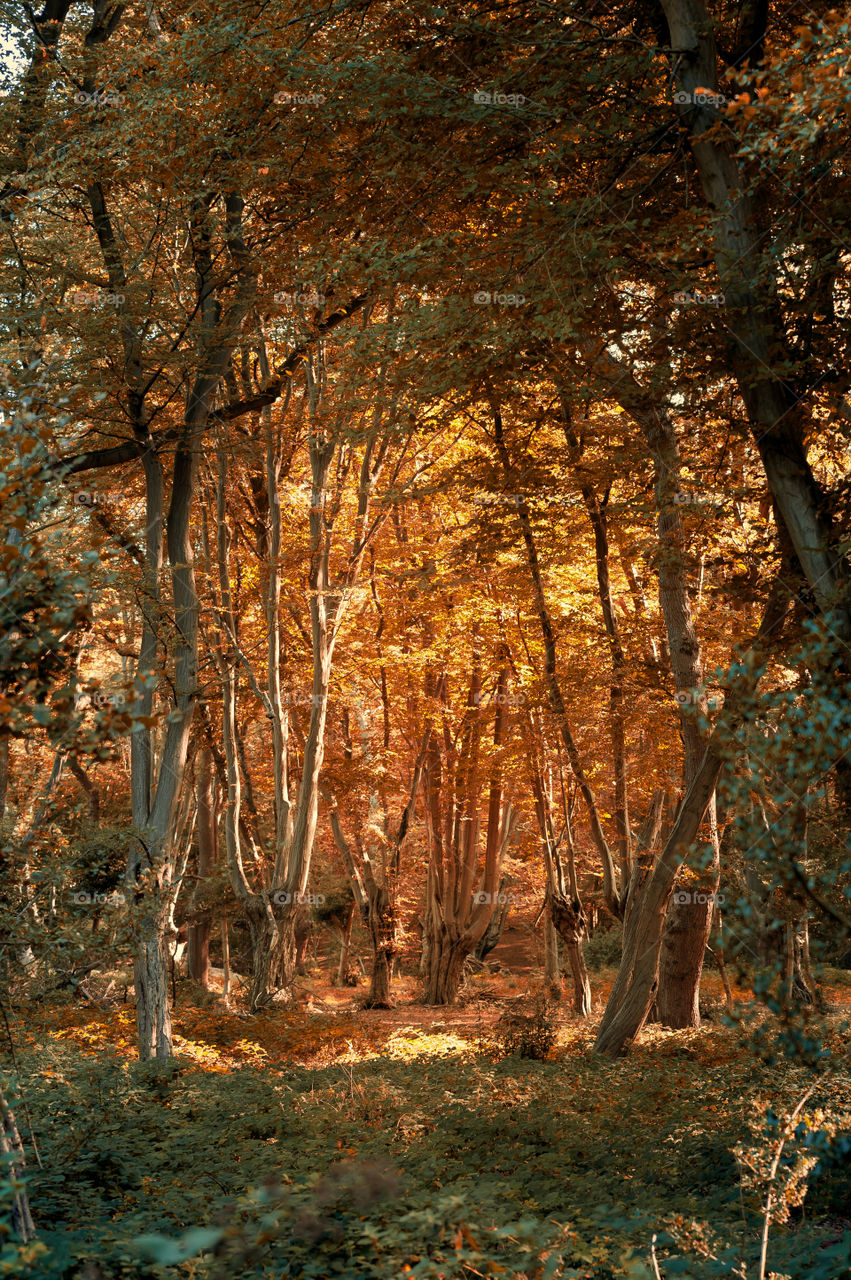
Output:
top-left (425, 926), bottom-right (471, 1005)
top-left (797, 917), bottom-right (826, 1011)
top-left (661, 0), bottom-right (849, 636)
top-left (273, 904), bottom-right (300, 995)
top-left (246, 897), bottom-right (280, 1012)
top-left (549, 892), bottom-right (592, 1017)
top-left (134, 920), bottom-right (173, 1060)
top-left (364, 885), bottom-right (395, 1008)
top-left (594, 753), bottom-right (724, 1056)
top-left (657, 894), bottom-right (715, 1028)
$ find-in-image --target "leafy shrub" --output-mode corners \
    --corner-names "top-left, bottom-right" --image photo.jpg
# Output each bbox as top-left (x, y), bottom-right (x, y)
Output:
top-left (582, 922), bottom-right (623, 970)
top-left (495, 995), bottom-right (557, 1060)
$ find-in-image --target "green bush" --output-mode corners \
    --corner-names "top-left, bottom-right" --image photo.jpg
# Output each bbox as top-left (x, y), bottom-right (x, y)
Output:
top-left (582, 923), bottom-right (623, 970)
top-left (495, 996), bottom-right (557, 1060)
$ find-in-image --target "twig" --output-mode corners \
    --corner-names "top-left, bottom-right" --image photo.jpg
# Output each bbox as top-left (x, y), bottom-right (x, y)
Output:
top-left (650, 1233), bottom-right (663, 1279)
top-left (758, 1075), bottom-right (827, 1280)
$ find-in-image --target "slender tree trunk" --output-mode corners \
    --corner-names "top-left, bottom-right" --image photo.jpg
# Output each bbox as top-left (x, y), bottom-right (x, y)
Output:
top-left (421, 661), bottom-right (516, 1005)
top-left (492, 407), bottom-right (623, 917)
top-left (528, 712), bottom-right (592, 1016)
top-left (562, 402), bottom-right (631, 890)
top-left (0, 737), bottom-right (8, 822)
top-left (188, 747), bottom-right (215, 987)
top-left (335, 900), bottom-right (355, 986)
top-left (544, 913), bottom-right (562, 1000)
top-left (474, 888), bottom-right (510, 961)
top-left (221, 914), bottom-right (230, 1005)
top-left (714, 911), bottom-right (734, 1010)
top-left (293, 904), bottom-right (312, 974)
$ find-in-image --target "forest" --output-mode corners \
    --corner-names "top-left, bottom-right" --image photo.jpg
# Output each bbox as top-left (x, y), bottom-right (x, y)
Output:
top-left (0, 2), bottom-right (849, 1277)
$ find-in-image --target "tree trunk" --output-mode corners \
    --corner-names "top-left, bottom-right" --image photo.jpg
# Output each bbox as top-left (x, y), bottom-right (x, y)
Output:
top-left (474, 888), bottom-right (509, 962)
top-left (245, 897), bottom-right (281, 1011)
top-left (493, 407), bottom-right (623, 916)
top-left (713, 912), bottom-right (735, 1010)
top-left (272, 904), bottom-right (300, 996)
top-left (188, 747), bottom-right (215, 987)
top-left (134, 919), bottom-right (173, 1060)
top-left (544, 913), bottom-right (563, 1000)
top-left (0, 737), bottom-right (8, 822)
top-left (294, 903), bottom-right (311, 975)
top-left (797, 917), bottom-right (826, 1011)
top-left (594, 758), bottom-right (723, 1056)
top-left (420, 658), bottom-right (515, 1006)
top-left (425, 925), bottom-right (471, 1005)
top-left (549, 892), bottom-right (592, 1017)
top-left (221, 913), bottom-right (230, 1005)
top-left (364, 884), bottom-right (395, 1008)
top-left (334, 900), bottom-right (355, 986)
top-left (661, 0), bottom-right (849, 636)
top-left (657, 893), bottom-right (715, 1028)
top-left (562, 402), bottom-right (631, 891)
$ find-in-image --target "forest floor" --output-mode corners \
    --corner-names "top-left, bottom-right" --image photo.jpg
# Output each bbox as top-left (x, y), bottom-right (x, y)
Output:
top-left (14, 927), bottom-right (851, 1072)
top-left (7, 942), bottom-right (851, 1278)
top-left (16, 964), bottom-right (776, 1071)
